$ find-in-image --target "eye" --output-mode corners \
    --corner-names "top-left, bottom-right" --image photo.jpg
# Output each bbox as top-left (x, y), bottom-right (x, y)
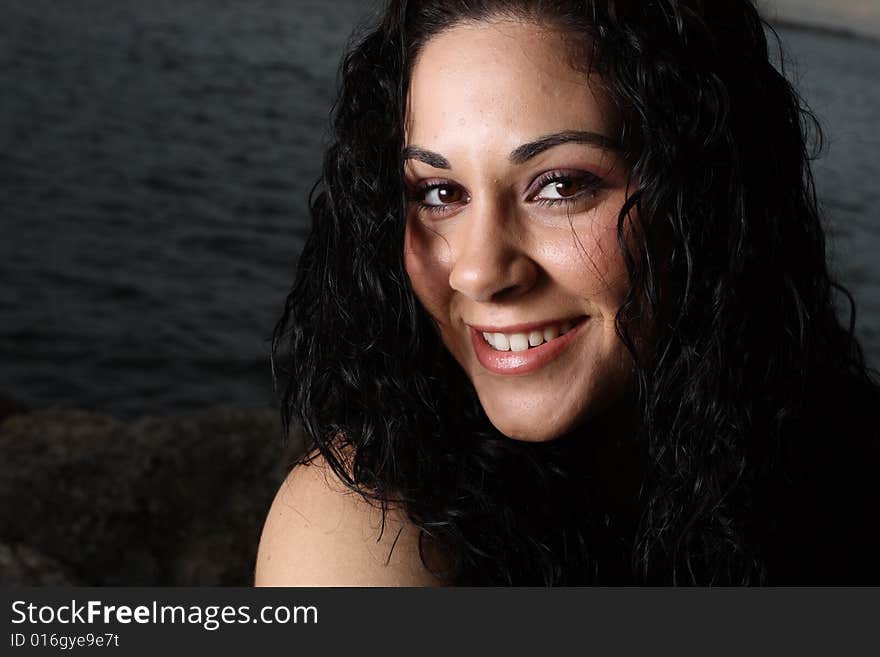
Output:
top-left (540, 178), bottom-right (584, 199)
top-left (409, 180), bottom-right (469, 214)
top-left (422, 184), bottom-right (464, 206)
top-left (532, 174), bottom-right (598, 202)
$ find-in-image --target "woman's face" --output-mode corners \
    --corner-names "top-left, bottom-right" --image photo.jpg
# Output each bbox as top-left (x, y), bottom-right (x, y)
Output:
top-left (404, 19), bottom-right (636, 442)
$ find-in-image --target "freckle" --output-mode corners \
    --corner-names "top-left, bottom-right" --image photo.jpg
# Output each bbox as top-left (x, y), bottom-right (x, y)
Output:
top-left (458, 116), bottom-right (466, 126)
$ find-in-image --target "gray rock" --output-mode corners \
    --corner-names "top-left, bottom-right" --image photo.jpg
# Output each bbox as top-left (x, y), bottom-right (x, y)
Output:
top-left (0, 541), bottom-right (80, 585)
top-left (0, 406), bottom-right (304, 585)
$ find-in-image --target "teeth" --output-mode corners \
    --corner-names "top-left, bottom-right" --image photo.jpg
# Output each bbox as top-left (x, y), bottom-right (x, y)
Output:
top-left (480, 320), bottom-right (580, 352)
top-left (509, 333), bottom-right (529, 352)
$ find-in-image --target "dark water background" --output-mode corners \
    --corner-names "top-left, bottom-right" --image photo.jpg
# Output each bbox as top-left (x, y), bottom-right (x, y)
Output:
top-left (1, 1), bottom-right (878, 418)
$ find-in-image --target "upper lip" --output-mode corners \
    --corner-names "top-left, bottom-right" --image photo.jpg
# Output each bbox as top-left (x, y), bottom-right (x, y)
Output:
top-left (467, 315), bottom-right (587, 334)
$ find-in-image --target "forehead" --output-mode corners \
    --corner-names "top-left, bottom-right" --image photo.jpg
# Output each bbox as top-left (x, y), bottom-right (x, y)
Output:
top-left (405, 20), bottom-right (615, 148)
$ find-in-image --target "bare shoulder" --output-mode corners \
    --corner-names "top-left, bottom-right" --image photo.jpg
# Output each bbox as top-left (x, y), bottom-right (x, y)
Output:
top-left (254, 453), bottom-right (444, 587)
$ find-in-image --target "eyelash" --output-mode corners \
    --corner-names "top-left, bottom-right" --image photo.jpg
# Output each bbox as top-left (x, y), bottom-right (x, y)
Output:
top-left (408, 182), bottom-right (465, 215)
top-left (408, 171), bottom-right (603, 215)
top-left (530, 170), bottom-right (603, 208)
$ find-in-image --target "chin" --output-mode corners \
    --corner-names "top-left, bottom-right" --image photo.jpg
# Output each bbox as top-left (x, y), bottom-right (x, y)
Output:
top-left (476, 394), bottom-right (588, 443)
top-left (472, 369), bottom-right (636, 443)
top-left (490, 418), bottom-right (580, 443)
top-left (499, 426), bottom-right (569, 443)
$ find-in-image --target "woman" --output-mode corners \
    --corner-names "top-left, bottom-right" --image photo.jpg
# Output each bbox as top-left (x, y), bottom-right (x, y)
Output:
top-left (256, 0), bottom-right (880, 585)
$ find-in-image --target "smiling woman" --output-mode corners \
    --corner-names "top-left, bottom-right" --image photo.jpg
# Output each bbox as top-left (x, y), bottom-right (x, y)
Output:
top-left (256, 0), bottom-right (880, 585)
top-left (403, 21), bottom-right (635, 441)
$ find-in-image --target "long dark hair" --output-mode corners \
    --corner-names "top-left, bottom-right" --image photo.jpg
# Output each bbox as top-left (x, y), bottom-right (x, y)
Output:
top-left (273, 0), bottom-right (878, 584)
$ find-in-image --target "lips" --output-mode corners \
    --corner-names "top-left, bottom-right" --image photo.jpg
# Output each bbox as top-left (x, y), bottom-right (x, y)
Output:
top-left (468, 316), bottom-right (588, 375)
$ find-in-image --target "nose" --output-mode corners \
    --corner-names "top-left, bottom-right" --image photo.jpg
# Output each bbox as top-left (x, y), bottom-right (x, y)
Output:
top-left (447, 198), bottom-right (539, 303)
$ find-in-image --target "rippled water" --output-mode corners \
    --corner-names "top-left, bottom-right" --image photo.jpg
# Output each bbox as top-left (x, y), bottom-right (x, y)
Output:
top-left (785, 27), bottom-right (880, 363)
top-left (767, 0), bottom-right (880, 40)
top-left (0, 0), bottom-right (370, 415)
top-left (1, 1), bottom-right (877, 416)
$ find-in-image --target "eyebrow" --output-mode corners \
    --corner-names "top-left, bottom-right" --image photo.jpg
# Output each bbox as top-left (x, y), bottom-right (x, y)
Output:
top-left (403, 130), bottom-right (618, 170)
top-left (402, 146), bottom-right (450, 170)
top-left (509, 130), bottom-right (618, 164)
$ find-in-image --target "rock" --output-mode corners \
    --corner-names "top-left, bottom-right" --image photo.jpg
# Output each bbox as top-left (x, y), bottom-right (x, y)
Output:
top-left (0, 396), bottom-right (28, 422)
top-left (0, 406), bottom-right (304, 585)
top-left (0, 541), bottom-right (80, 585)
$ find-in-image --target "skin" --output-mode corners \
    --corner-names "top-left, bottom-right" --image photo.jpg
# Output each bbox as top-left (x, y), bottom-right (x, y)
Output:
top-left (256, 17), bottom-right (641, 586)
top-left (255, 454), bottom-right (444, 586)
top-left (404, 19), bottom-right (637, 442)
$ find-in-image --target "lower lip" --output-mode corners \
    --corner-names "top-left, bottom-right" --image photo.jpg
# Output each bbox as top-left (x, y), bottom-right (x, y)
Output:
top-left (469, 319), bottom-right (588, 376)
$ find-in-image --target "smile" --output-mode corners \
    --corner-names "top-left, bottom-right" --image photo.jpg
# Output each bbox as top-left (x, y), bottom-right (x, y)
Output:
top-left (480, 319), bottom-right (576, 352)
top-left (468, 316), bottom-right (588, 375)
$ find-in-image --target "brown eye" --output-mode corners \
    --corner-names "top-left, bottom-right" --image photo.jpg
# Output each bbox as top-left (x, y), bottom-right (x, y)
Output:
top-left (422, 184), bottom-right (464, 206)
top-left (437, 186), bottom-right (461, 203)
top-left (553, 179), bottom-right (583, 198)
top-left (532, 172), bottom-right (601, 203)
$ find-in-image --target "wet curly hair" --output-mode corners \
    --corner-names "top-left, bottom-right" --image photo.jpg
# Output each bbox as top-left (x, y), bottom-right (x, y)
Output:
top-left (273, 0), bottom-right (879, 584)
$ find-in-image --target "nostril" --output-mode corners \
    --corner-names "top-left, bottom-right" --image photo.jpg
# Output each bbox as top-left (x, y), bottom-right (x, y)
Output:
top-left (490, 281), bottom-right (528, 303)
top-left (449, 270), bottom-right (532, 303)
top-left (445, 205), bottom-right (542, 302)
top-left (449, 249), bottom-right (540, 303)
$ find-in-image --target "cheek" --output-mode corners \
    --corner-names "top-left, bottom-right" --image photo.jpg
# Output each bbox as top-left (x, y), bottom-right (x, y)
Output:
top-left (404, 220), bottom-right (453, 320)
top-left (552, 210), bottom-right (631, 309)
top-left (591, 221), bottom-right (630, 302)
